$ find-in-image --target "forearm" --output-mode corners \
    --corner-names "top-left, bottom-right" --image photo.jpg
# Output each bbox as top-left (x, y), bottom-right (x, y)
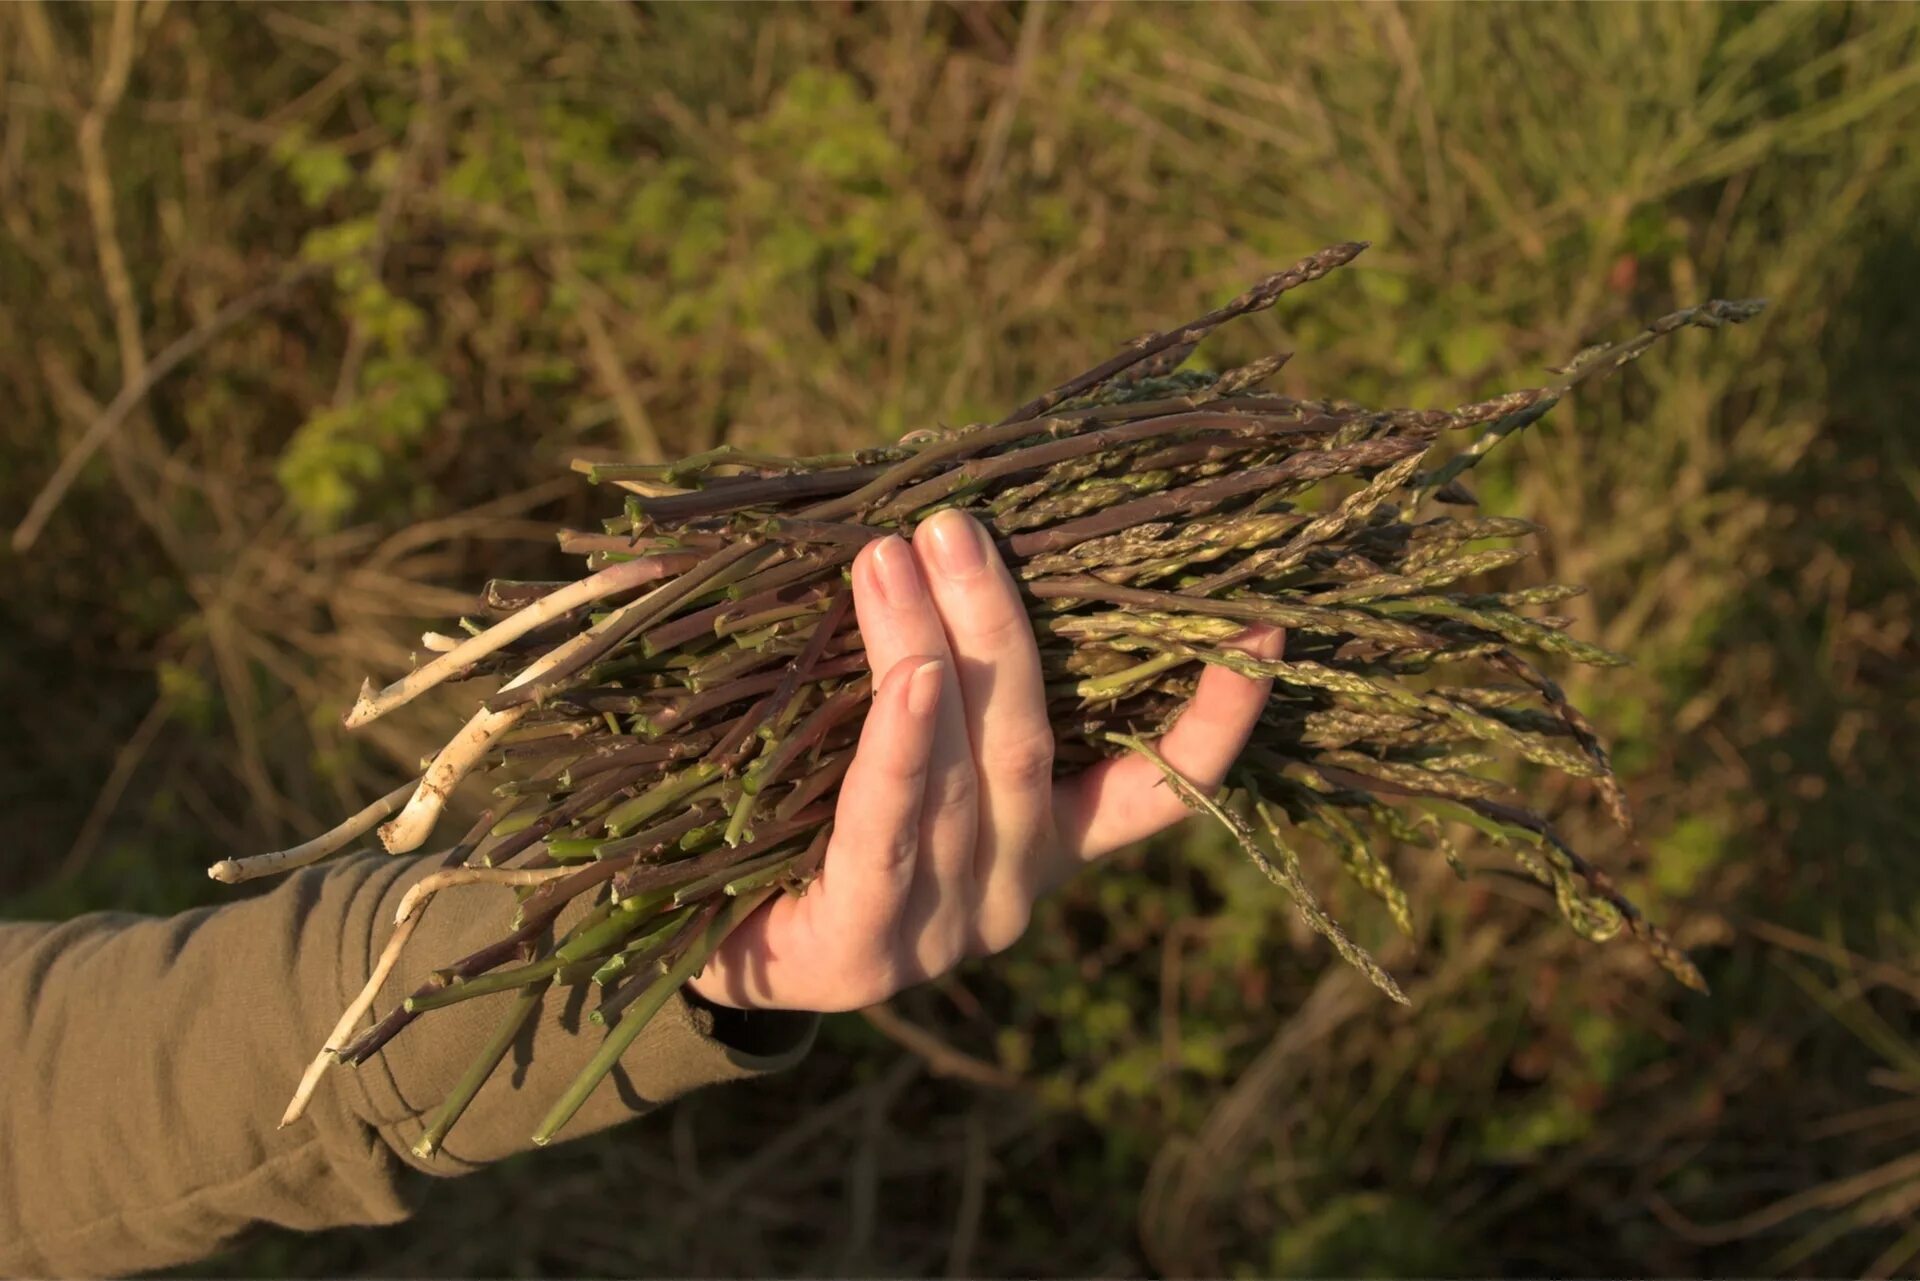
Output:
top-left (0, 851), bottom-right (814, 1278)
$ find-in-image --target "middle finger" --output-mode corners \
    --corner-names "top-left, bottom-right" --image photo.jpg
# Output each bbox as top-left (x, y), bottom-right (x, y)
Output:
top-left (914, 510), bottom-right (1055, 955)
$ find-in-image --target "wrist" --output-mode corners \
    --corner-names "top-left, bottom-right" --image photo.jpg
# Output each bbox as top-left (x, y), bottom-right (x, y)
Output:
top-left (685, 970), bottom-right (749, 1010)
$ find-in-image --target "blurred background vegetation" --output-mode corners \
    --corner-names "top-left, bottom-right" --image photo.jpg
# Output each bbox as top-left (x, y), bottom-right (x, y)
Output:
top-left (3, 2), bottom-right (1917, 1276)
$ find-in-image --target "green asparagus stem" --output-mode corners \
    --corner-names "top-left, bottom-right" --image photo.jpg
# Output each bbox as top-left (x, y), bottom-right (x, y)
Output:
top-left (411, 983), bottom-right (544, 1159)
top-left (532, 886), bottom-right (775, 1146)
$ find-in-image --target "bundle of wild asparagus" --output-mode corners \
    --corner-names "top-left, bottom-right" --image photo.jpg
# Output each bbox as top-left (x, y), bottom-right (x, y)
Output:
top-left (216, 242), bottom-right (1759, 1154)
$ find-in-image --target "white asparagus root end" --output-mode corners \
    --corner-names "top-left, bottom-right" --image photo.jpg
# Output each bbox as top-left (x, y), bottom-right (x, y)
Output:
top-left (375, 568), bottom-right (692, 853)
top-left (279, 909), bottom-right (424, 1128)
top-left (344, 553), bottom-right (697, 730)
top-left (379, 705), bottom-right (527, 853)
top-left (208, 777), bottom-right (422, 883)
top-left (393, 865), bottom-right (581, 927)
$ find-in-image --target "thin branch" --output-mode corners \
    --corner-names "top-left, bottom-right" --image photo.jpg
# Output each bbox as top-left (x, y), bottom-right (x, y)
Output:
top-left (862, 1003), bottom-right (1031, 1093)
top-left (521, 131), bottom-right (665, 461)
top-left (11, 261), bottom-right (328, 552)
top-left (59, 694), bottom-right (169, 880)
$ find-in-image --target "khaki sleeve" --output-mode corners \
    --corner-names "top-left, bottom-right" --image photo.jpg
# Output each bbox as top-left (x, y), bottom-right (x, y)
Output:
top-left (0, 851), bottom-right (817, 1279)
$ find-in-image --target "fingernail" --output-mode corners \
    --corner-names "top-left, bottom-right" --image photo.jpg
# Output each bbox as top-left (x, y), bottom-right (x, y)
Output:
top-left (923, 510), bottom-right (987, 581)
top-left (907, 659), bottom-right (944, 718)
top-left (869, 536), bottom-right (926, 609)
top-left (1248, 626), bottom-right (1285, 660)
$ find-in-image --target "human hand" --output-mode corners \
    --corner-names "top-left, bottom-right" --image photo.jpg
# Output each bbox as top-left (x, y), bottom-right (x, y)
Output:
top-left (687, 509), bottom-right (1282, 1012)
